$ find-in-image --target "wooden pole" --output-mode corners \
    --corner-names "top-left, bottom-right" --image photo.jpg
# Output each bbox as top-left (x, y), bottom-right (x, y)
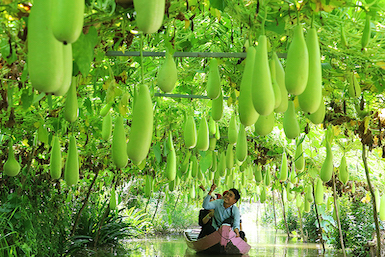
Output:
top-left (312, 181), bottom-right (325, 254)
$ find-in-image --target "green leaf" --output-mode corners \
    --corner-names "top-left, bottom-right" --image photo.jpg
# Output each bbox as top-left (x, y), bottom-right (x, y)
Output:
top-left (20, 89), bottom-right (33, 110)
top-left (153, 142), bottom-right (162, 164)
top-left (209, 0), bottom-right (227, 11)
top-left (72, 27), bottom-right (98, 76)
top-left (84, 98), bottom-right (93, 114)
top-left (265, 20), bottom-right (285, 35)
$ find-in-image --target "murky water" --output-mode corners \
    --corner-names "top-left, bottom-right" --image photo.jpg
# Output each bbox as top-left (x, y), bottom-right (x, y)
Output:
top-left (123, 212), bottom-right (344, 257)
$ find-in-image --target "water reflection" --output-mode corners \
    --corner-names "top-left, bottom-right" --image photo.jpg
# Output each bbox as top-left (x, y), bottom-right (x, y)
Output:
top-left (124, 225), bottom-right (343, 257)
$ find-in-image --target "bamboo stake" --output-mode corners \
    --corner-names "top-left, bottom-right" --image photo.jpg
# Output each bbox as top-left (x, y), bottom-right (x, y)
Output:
top-left (152, 186), bottom-right (163, 223)
top-left (362, 144), bottom-right (381, 257)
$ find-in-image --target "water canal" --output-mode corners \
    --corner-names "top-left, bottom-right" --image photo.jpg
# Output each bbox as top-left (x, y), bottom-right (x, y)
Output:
top-left (123, 209), bottom-right (343, 257)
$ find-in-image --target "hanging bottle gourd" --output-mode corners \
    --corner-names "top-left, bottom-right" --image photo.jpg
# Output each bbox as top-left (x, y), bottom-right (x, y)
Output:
top-left (64, 135), bottom-right (79, 186)
top-left (64, 77), bottom-right (78, 123)
top-left (3, 140), bottom-right (21, 177)
top-left (112, 116), bottom-right (128, 169)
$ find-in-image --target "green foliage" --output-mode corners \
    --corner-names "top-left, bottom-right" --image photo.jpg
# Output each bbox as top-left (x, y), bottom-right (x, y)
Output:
top-left (66, 204), bottom-right (150, 255)
top-left (276, 205), bottom-right (298, 234)
top-left (330, 199), bottom-right (375, 255)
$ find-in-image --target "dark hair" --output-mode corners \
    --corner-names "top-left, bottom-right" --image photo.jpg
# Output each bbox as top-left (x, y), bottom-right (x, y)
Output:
top-left (229, 188), bottom-right (240, 201)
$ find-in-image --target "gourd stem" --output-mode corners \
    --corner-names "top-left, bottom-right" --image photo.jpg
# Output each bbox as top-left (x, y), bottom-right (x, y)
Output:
top-left (140, 33), bottom-right (145, 85)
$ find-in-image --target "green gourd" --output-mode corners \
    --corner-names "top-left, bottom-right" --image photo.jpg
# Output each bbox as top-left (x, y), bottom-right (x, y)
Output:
top-left (100, 102), bottom-right (113, 117)
top-left (315, 178), bottom-right (324, 204)
top-left (101, 112), bottom-right (112, 141)
top-left (145, 175), bottom-right (153, 198)
top-left (38, 125), bottom-right (49, 145)
top-left (290, 165), bottom-right (297, 184)
top-left (134, 0), bottom-right (165, 34)
top-left (206, 58), bottom-right (221, 100)
top-left (53, 43), bottom-right (73, 96)
top-left (296, 193), bottom-right (303, 208)
top-left (286, 182), bottom-right (295, 201)
top-left (254, 112), bottom-right (275, 136)
top-left (252, 35), bottom-right (275, 116)
top-left (64, 77), bottom-right (78, 123)
top-left (196, 117), bottom-right (209, 151)
top-left (228, 113), bottom-right (238, 145)
top-left (298, 27), bottom-right (322, 114)
top-left (280, 151), bottom-right (288, 181)
top-left (191, 155), bottom-right (198, 178)
top-left (209, 137), bottom-right (217, 151)
top-left (157, 52), bottom-right (177, 93)
top-left (306, 184), bottom-right (314, 203)
top-left (338, 155), bottom-right (349, 184)
top-left (226, 144), bottom-right (234, 170)
top-left (380, 194), bottom-right (385, 221)
top-left (269, 59), bottom-right (282, 109)
top-left (285, 25), bottom-right (309, 95)
top-left (215, 123), bottom-right (221, 140)
top-left (272, 52), bottom-right (288, 113)
top-left (109, 187), bottom-right (117, 209)
top-left (50, 136), bottom-right (62, 180)
top-left (64, 136), bottom-right (79, 186)
top-left (208, 117), bottom-right (216, 135)
top-left (295, 142), bottom-right (305, 171)
top-left (304, 197), bottom-right (311, 213)
top-left (254, 165), bottom-right (263, 183)
top-left (260, 185), bottom-right (267, 203)
top-left (169, 179), bottom-right (176, 192)
top-left (218, 151), bottom-right (227, 177)
top-left (375, 188), bottom-right (380, 212)
top-left (3, 140), bottom-right (21, 177)
top-left (239, 46), bottom-right (259, 126)
top-left (126, 84), bottom-right (153, 164)
top-left (320, 141), bottom-right (333, 182)
top-left (190, 184), bottom-right (196, 198)
top-left (236, 124), bottom-right (247, 163)
top-left (211, 90), bottom-right (223, 121)
top-left (165, 132), bottom-right (176, 181)
top-left (351, 72), bottom-right (361, 97)
top-left (28, 0), bottom-right (64, 93)
top-left (264, 168), bottom-right (271, 186)
top-left (184, 116), bottom-right (197, 149)
top-left (180, 151), bottom-right (191, 174)
top-left (308, 99), bottom-right (325, 124)
top-left (283, 101), bottom-right (300, 139)
top-left (361, 14), bottom-right (371, 49)
top-left (52, 0), bottom-right (84, 44)
top-left (112, 116), bottom-right (128, 169)
top-left (211, 152), bottom-right (217, 173)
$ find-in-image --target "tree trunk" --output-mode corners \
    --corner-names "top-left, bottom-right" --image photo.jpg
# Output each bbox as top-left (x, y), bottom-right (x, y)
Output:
top-left (332, 170), bottom-right (347, 257)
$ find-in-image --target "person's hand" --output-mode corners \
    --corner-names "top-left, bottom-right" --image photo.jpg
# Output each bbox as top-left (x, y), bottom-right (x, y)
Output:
top-left (234, 228), bottom-right (240, 237)
top-left (209, 209), bottom-right (215, 217)
top-left (208, 181), bottom-right (217, 194)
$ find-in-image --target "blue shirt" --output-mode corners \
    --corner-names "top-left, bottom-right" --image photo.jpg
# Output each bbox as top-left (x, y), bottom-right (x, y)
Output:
top-left (202, 194), bottom-right (241, 231)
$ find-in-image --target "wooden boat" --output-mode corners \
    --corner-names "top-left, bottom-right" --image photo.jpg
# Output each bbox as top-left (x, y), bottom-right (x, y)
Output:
top-left (184, 225), bottom-right (251, 255)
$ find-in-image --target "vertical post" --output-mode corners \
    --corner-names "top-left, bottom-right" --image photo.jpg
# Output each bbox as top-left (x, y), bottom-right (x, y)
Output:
top-left (312, 181), bottom-right (325, 253)
top-left (362, 144), bottom-right (381, 257)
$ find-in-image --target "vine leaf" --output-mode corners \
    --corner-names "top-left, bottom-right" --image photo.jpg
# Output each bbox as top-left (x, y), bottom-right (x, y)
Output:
top-left (73, 26), bottom-right (98, 76)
